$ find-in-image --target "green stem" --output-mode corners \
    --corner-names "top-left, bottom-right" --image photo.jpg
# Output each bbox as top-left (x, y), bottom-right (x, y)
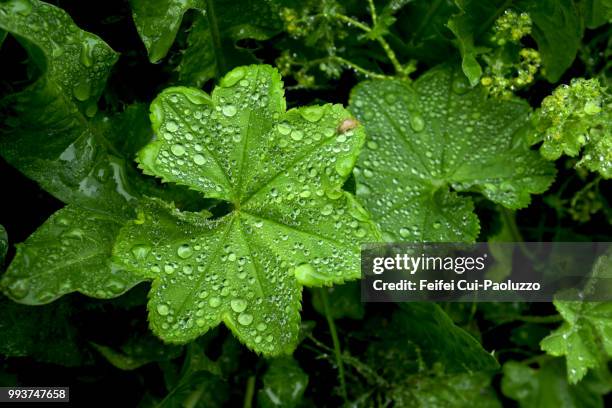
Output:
top-left (376, 37), bottom-right (404, 75)
top-left (242, 376), bottom-right (255, 408)
top-left (332, 13), bottom-right (371, 33)
top-left (367, 0), bottom-right (378, 24)
top-left (331, 56), bottom-right (389, 79)
top-left (319, 288), bottom-right (348, 402)
top-left (500, 207), bottom-right (535, 262)
top-left (204, 0), bottom-right (225, 77)
top-left (330, 13), bottom-right (404, 76)
top-left (303, 56), bottom-right (389, 80)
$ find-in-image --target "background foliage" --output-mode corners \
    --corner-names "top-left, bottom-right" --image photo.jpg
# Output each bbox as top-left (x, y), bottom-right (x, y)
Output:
top-left (0, 0), bottom-right (611, 406)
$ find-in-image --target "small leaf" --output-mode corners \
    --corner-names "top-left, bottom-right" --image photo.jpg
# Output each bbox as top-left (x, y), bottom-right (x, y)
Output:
top-left (390, 371), bottom-right (501, 408)
top-left (540, 250), bottom-right (612, 383)
top-left (92, 335), bottom-right (182, 371)
top-left (367, 304), bottom-right (499, 376)
top-left (0, 0), bottom-right (142, 212)
top-left (349, 65), bottom-right (555, 242)
top-left (113, 65), bottom-right (379, 355)
top-left (178, 0), bottom-right (284, 86)
top-left (1, 205), bottom-right (143, 305)
top-left (502, 359), bottom-right (611, 407)
top-left (129, 0), bottom-right (205, 63)
top-left (447, 0), bottom-right (507, 86)
top-left (257, 357), bottom-right (308, 408)
top-left (524, 0), bottom-right (584, 83)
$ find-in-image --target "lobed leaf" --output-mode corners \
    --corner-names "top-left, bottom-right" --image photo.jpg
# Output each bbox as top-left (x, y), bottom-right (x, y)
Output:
top-left (113, 65), bottom-right (380, 355)
top-left (129, 0), bottom-right (205, 63)
top-left (502, 359), bottom-right (611, 407)
top-left (1, 205), bottom-right (143, 304)
top-left (540, 250), bottom-right (612, 383)
top-left (349, 65), bottom-right (555, 242)
top-left (258, 357), bottom-right (308, 408)
top-left (0, 0), bottom-right (141, 212)
top-left (130, 0), bottom-right (283, 85)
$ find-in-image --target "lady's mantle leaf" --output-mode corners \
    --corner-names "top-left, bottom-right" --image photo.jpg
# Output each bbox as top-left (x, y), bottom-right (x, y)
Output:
top-left (349, 65), bottom-right (555, 242)
top-left (502, 359), bottom-right (611, 407)
top-left (129, 0), bottom-right (204, 63)
top-left (0, 0), bottom-right (142, 212)
top-left (113, 65), bottom-right (379, 355)
top-left (130, 0), bottom-right (283, 84)
top-left (540, 250), bottom-right (612, 384)
top-left (1, 205), bottom-right (142, 305)
top-left (258, 357), bottom-right (308, 408)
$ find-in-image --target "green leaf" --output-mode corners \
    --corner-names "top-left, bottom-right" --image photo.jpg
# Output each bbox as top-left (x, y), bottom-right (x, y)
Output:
top-left (311, 281), bottom-right (364, 320)
top-left (531, 78), bottom-right (611, 178)
top-left (447, 0), bottom-right (585, 84)
top-left (0, 0), bottom-right (143, 212)
top-left (113, 65), bottom-right (379, 355)
top-left (502, 359), bottom-right (611, 407)
top-left (349, 65), bottom-right (555, 242)
top-left (390, 371), bottom-right (501, 408)
top-left (157, 343), bottom-right (229, 408)
top-left (523, 0), bottom-right (584, 83)
top-left (447, 0), bottom-right (507, 86)
top-left (367, 304), bottom-right (499, 377)
top-left (129, 0), bottom-right (205, 63)
top-left (178, 0), bottom-right (284, 86)
top-left (0, 295), bottom-right (90, 366)
top-left (540, 250), bottom-right (612, 383)
top-left (0, 225), bottom-right (7, 267)
top-left (92, 334), bottom-right (183, 371)
top-left (129, 0), bottom-right (283, 83)
top-left (366, 0), bottom-right (413, 41)
top-left (257, 357), bottom-right (308, 408)
top-left (581, 0), bottom-right (612, 29)
top-left (0, 205), bottom-right (143, 305)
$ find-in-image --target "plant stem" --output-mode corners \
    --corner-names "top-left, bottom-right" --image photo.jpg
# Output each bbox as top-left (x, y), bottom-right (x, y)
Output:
top-left (331, 13), bottom-right (404, 76)
top-left (242, 375), bottom-right (255, 408)
top-left (319, 288), bottom-right (348, 402)
top-left (331, 56), bottom-right (388, 79)
top-left (332, 13), bottom-right (372, 33)
top-left (376, 37), bottom-right (404, 75)
top-left (303, 56), bottom-right (389, 80)
top-left (367, 0), bottom-right (378, 25)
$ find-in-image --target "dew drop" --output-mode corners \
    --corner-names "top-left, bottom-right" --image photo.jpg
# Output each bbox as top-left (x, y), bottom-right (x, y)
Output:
top-left (291, 130), bottom-right (304, 141)
top-left (171, 144), bottom-right (186, 156)
top-left (222, 67), bottom-right (246, 87)
top-left (157, 304), bottom-right (170, 316)
top-left (230, 298), bottom-right (247, 313)
top-left (238, 313), bottom-right (253, 326)
top-left (193, 154), bottom-right (205, 165)
top-left (277, 123), bottom-right (291, 135)
top-left (131, 244), bottom-right (151, 260)
top-left (300, 106), bottom-right (324, 122)
top-left (209, 297), bottom-right (221, 307)
top-left (73, 80), bottom-right (91, 101)
top-left (222, 105), bottom-right (237, 117)
top-left (410, 114), bottom-right (425, 132)
top-left (177, 244), bottom-right (193, 259)
top-left (7, 279), bottom-right (29, 300)
top-left (166, 121), bottom-right (178, 132)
